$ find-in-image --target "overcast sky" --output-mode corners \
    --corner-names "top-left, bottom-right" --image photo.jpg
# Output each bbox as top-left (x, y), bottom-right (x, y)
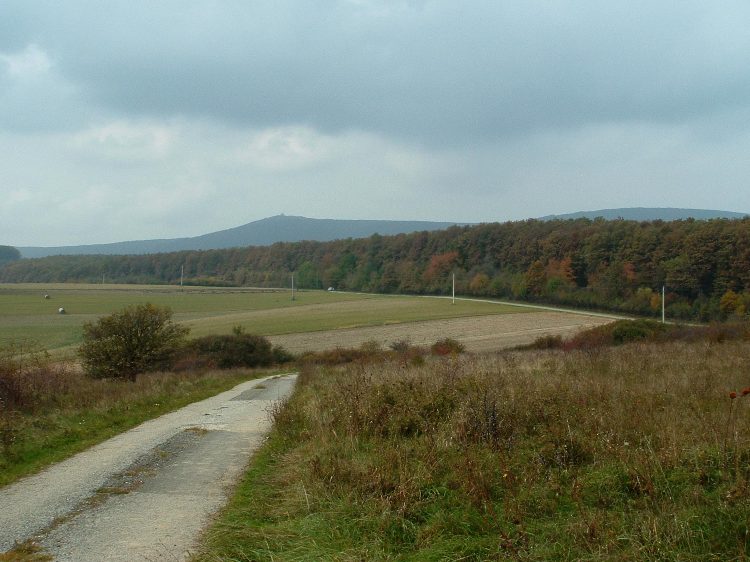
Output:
top-left (2, 1), bottom-right (749, 246)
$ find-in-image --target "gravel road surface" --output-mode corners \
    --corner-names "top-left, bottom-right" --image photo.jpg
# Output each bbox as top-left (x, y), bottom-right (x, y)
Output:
top-left (0, 373), bottom-right (296, 561)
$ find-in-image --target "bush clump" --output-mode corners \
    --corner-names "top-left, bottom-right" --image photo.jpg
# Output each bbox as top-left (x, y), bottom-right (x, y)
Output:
top-left (299, 339), bottom-right (432, 366)
top-left (522, 334), bottom-right (564, 350)
top-left (0, 342), bottom-right (73, 413)
top-left (610, 318), bottom-right (669, 344)
top-left (430, 337), bottom-right (465, 356)
top-left (523, 319), bottom-right (750, 352)
top-left (79, 304), bottom-right (189, 381)
top-left (298, 342), bottom-right (383, 366)
top-left (186, 328), bottom-right (291, 369)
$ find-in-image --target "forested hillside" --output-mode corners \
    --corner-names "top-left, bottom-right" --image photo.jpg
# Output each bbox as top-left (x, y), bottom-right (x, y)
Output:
top-left (3, 218), bottom-right (750, 321)
top-left (0, 246), bottom-right (21, 268)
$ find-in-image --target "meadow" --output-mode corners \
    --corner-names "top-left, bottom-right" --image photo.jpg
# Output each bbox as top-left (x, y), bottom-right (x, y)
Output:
top-left (0, 283), bottom-right (547, 489)
top-left (197, 338), bottom-right (750, 561)
top-left (0, 283), bottom-right (528, 356)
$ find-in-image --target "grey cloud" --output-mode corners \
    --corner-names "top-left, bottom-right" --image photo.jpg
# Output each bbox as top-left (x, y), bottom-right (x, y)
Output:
top-left (2, 1), bottom-right (750, 248)
top-left (2, 1), bottom-right (749, 143)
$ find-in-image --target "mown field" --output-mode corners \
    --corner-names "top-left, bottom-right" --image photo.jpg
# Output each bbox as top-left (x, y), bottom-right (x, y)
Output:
top-left (0, 283), bottom-right (530, 356)
top-left (0, 284), bottom-right (523, 350)
top-left (197, 338), bottom-right (750, 561)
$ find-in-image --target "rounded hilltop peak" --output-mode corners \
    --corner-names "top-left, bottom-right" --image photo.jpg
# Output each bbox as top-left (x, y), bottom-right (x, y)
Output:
top-left (265, 214), bottom-right (304, 221)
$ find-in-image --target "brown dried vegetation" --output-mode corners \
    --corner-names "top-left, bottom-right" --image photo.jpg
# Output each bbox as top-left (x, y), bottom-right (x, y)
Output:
top-left (202, 337), bottom-right (750, 560)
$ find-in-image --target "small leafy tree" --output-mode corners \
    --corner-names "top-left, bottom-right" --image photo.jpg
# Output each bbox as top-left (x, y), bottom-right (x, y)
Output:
top-left (79, 304), bottom-right (188, 380)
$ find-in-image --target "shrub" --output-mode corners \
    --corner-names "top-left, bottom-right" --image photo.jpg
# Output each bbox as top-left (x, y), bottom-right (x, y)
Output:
top-left (0, 342), bottom-right (73, 412)
top-left (519, 334), bottom-right (564, 350)
top-left (186, 331), bottom-right (290, 369)
top-left (565, 319), bottom-right (667, 350)
top-left (431, 337), bottom-right (465, 356)
top-left (389, 338), bottom-right (427, 366)
top-left (610, 319), bottom-right (667, 344)
top-left (79, 304), bottom-right (189, 381)
top-left (272, 345), bottom-right (295, 364)
top-left (299, 344), bottom-right (381, 366)
top-left (388, 338), bottom-right (412, 353)
top-left (522, 319), bottom-right (750, 353)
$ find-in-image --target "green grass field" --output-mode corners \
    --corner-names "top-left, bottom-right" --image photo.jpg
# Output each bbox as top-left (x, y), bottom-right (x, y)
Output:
top-left (0, 283), bottom-right (527, 355)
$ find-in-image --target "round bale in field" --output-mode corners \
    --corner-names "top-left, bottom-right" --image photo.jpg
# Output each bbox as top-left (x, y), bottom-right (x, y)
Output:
top-left (58, 307), bottom-right (66, 314)
top-left (44, 294), bottom-right (50, 299)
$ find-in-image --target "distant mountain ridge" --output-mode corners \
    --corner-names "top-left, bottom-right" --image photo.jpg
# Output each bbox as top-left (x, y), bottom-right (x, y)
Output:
top-left (17, 215), bottom-right (458, 258)
top-left (540, 207), bottom-right (748, 221)
top-left (15, 208), bottom-right (748, 259)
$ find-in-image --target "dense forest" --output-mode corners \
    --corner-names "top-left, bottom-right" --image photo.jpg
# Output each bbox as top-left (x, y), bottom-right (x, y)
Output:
top-left (0, 245), bottom-right (21, 268)
top-left (3, 218), bottom-right (750, 321)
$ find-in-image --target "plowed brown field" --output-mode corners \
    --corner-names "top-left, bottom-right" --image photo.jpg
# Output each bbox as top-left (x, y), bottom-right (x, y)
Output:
top-left (268, 310), bottom-right (612, 353)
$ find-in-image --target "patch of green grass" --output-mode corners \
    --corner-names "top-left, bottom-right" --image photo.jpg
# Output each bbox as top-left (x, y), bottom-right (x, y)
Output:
top-left (196, 341), bottom-right (750, 561)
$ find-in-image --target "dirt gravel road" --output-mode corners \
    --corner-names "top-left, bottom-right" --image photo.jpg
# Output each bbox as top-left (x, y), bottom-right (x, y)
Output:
top-left (0, 373), bottom-right (296, 561)
top-left (269, 311), bottom-right (612, 353)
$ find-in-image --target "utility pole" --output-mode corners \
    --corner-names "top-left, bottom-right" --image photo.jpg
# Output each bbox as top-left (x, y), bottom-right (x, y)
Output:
top-left (661, 285), bottom-right (665, 324)
top-left (180, 265), bottom-right (184, 289)
top-left (291, 273), bottom-right (295, 301)
top-left (452, 273), bottom-right (455, 305)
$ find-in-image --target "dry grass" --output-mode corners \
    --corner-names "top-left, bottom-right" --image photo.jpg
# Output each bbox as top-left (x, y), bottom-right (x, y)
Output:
top-left (198, 339), bottom-right (750, 561)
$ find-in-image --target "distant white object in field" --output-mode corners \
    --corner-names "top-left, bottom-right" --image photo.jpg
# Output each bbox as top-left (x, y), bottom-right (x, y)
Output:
top-left (58, 307), bottom-right (65, 314)
top-left (44, 294), bottom-right (50, 299)
top-left (327, 287), bottom-right (335, 291)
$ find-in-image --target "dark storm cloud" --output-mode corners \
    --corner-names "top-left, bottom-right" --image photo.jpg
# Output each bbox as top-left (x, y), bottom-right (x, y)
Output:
top-left (3, 0), bottom-right (750, 144)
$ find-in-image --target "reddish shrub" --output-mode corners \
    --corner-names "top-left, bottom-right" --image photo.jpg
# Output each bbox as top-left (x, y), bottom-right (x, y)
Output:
top-left (430, 338), bottom-right (466, 356)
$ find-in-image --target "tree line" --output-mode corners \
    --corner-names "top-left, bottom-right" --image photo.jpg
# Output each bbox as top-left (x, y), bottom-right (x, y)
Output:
top-left (2, 218), bottom-right (750, 321)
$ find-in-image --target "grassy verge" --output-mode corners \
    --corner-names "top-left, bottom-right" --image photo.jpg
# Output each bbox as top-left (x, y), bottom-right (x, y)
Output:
top-left (0, 363), bottom-right (272, 488)
top-left (196, 339), bottom-right (750, 561)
